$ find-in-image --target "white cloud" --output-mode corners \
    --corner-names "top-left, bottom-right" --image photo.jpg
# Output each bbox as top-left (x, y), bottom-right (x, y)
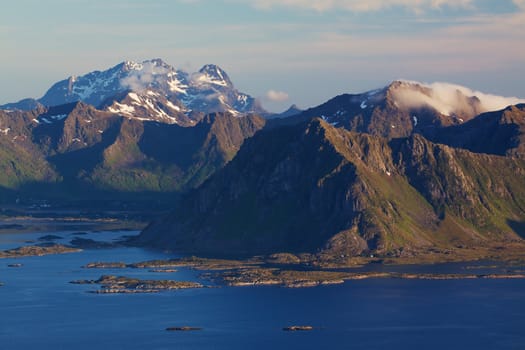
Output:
top-left (265, 90), bottom-right (289, 102)
top-left (391, 81), bottom-right (525, 115)
top-left (242, 0), bottom-right (474, 12)
top-left (120, 61), bottom-right (170, 92)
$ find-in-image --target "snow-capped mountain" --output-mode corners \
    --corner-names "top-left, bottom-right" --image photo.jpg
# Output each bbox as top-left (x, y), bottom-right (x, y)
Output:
top-left (1, 59), bottom-right (266, 122)
top-left (182, 64), bottom-right (261, 116)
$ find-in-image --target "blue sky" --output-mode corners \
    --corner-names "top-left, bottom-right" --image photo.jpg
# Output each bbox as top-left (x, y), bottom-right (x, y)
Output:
top-left (1, 0), bottom-right (524, 112)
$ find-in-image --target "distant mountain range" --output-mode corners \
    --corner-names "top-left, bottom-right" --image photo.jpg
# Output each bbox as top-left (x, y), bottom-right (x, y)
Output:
top-left (1, 59), bottom-right (266, 123)
top-left (2, 59), bottom-right (525, 261)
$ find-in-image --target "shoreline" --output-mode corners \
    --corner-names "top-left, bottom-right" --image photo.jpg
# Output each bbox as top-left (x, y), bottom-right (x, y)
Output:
top-left (1, 216), bottom-right (524, 290)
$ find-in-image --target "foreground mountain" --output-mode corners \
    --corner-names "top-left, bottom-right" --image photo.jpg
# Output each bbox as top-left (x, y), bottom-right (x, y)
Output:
top-left (1, 59), bottom-right (267, 120)
top-left (138, 115), bottom-right (525, 261)
top-left (0, 103), bottom-right (265, 204)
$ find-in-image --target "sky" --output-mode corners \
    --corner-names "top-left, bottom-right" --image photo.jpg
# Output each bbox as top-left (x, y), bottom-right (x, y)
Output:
top-left (1, 0), bottom-right (524, 112)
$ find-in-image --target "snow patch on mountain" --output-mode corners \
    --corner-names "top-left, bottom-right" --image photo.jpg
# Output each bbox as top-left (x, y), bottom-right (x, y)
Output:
top-left (166, 101), bottom-right (181, 111)
top-left (193, 72), bottom-right (228, 87)
top-left (104, 89), bottom-right (189, 124)
top-left (193, 64), bottom-right (232, 88)
top-left (108, 103), bottom-right (136, 116)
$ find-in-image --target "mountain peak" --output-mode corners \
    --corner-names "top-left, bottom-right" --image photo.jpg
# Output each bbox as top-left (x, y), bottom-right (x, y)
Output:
top-left (199, 63), bottom-right (227, 76)
top-left (385, 79), bottom-right (524, 117)
top-left (196, 64), bottom-right (232, 87)
top-left (122, 60), bottom-right (143, 71)
top-left (120, 58), bottom-right (175, 74)
top-left (269, 104), bottom-right (303, 119)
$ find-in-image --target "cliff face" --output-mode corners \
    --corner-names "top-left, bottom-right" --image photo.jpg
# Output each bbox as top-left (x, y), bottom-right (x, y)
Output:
top-left (138, 117), bottom-right (525, 258)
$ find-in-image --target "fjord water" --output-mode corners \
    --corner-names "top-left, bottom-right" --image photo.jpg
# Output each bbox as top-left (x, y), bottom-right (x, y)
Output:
top-left (1, 230), bottom-right (524, 350)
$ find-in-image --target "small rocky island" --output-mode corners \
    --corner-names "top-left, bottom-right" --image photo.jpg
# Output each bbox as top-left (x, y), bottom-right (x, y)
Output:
top-left (7, 263), bottom-right (23, 268)
top-left (0, 244), bottom-right (81, 258)
top-left (283, 326), bottom-right (314, 331)
top-left (71, 275), bottom-right (203, 294)
top-left (79, 256), bottom-right (525, 290)
top-left (83, 256), bottom-right (262, 270)
top-left (166, 326), bottom-right (202, 331)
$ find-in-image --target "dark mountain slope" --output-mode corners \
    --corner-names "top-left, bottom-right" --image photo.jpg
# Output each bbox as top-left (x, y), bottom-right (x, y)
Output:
top-left (429, 104), bottom-right (525, 157)
top-left (138, 118), bottom-right (525, 260)
top-left (89, 112), bottom-right (265, 192)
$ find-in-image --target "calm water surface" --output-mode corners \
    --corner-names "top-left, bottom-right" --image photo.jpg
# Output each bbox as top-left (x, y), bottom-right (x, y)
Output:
top-left (0, 230), bottom-right (524, 350)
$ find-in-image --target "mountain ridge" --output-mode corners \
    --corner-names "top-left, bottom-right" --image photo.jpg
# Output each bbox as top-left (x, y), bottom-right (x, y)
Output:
top-left (137, 116), bottom-right (525, 261)
top-left (0, 102), bottom-right (266, 203)
top-left (268, 80), bottom-right (524, 139)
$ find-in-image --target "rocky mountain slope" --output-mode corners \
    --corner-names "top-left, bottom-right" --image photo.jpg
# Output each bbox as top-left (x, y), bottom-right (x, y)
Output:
top-left (270, 80), bottom-right (524, 139)
top-left (138, 116), bottom-right (525, 260)
top-left (429, 104), bottom-right (525, 157)
top-left (2, 67), bottom-right (525, 262)
top-left (0, 102), bottom-right (265, 202)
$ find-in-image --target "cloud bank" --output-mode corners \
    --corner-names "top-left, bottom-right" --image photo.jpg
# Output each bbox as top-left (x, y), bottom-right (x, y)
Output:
top-left (392, 81), bottom-right (525, 116)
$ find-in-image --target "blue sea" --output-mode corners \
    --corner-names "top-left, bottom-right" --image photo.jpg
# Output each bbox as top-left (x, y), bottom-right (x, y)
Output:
top-left (0, 229), bottom-right (524, 350)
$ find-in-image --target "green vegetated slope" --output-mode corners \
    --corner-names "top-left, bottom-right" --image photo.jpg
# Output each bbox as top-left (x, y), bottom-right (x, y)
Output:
top-left (89, 111), bottom-right (265, 193)
top-left (0, 109), bottom-right (59, 190)
top-left (139, 117), bottom-right (525, 259)
top-left (0, 103), bottom-right (265, 201)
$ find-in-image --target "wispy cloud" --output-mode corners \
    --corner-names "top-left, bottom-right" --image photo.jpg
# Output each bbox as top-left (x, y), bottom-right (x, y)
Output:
top-left (265, 90), bottom-right (289, 102)
top-left (514, 0), bottom-right (525, 9)
top-left (238, 0), bottom-right (474, 12)
top-left (120, 62), bottom-right (170, 92)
